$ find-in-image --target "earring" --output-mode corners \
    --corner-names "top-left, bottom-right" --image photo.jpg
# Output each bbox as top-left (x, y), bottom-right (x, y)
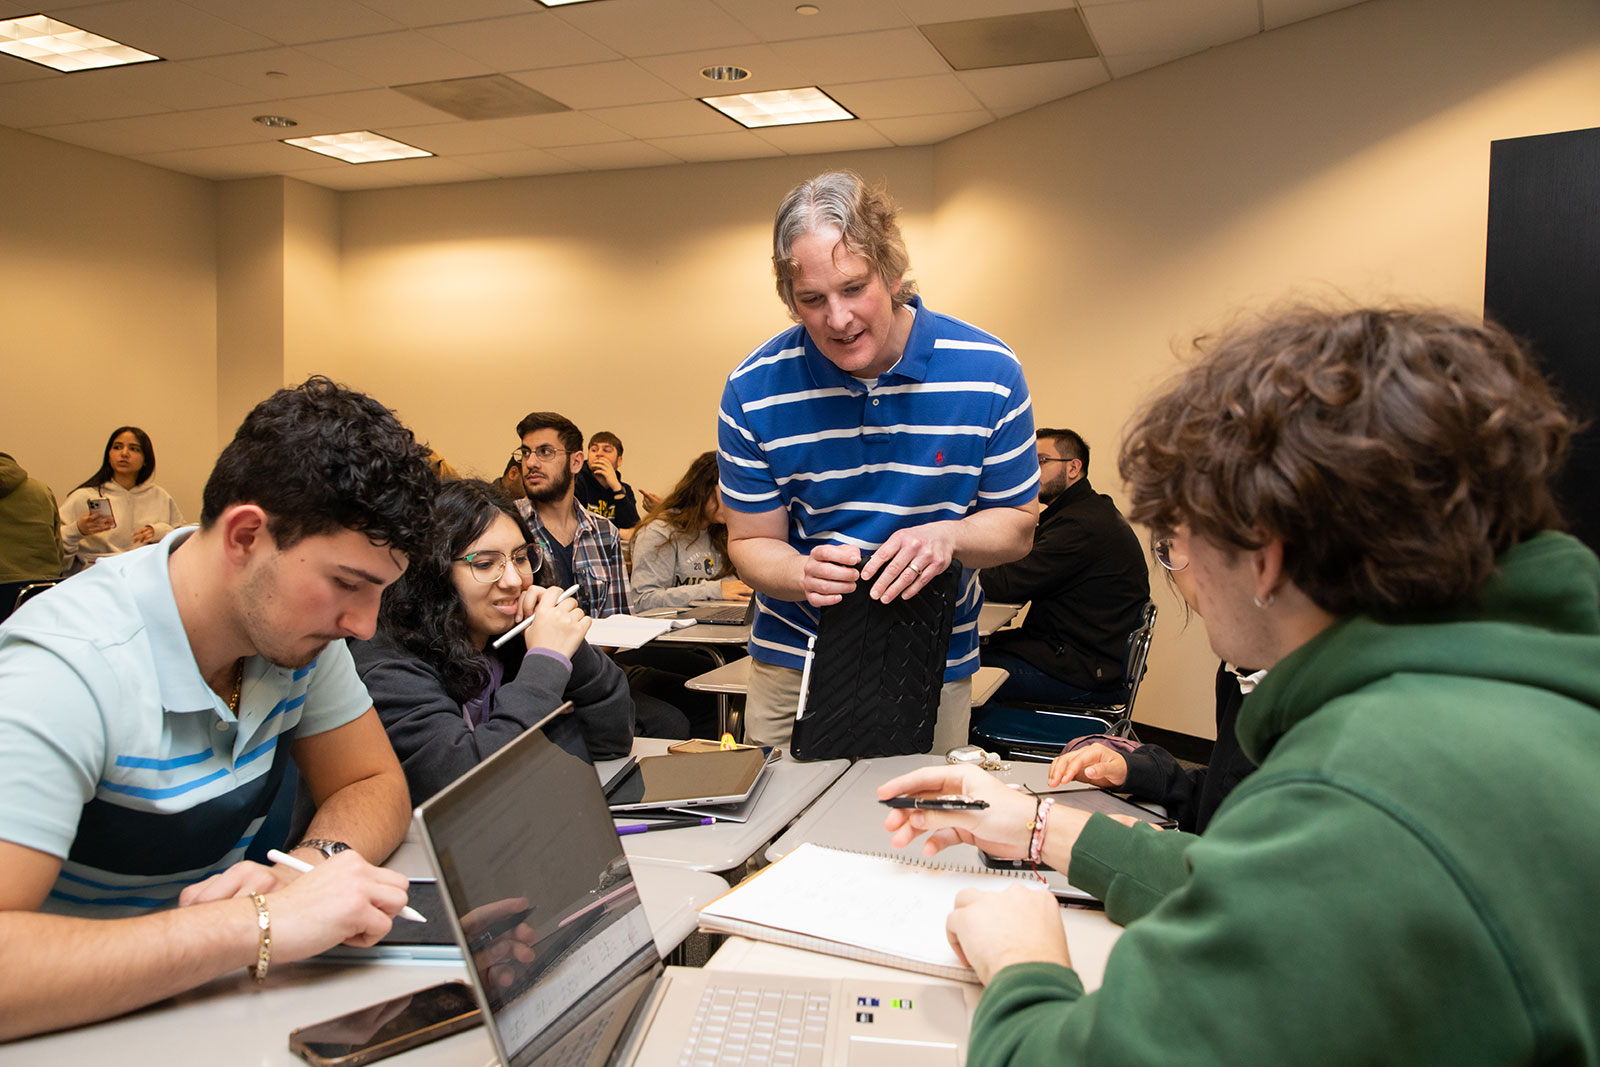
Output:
top-left (1253, 592), bottom-right (1276, 609)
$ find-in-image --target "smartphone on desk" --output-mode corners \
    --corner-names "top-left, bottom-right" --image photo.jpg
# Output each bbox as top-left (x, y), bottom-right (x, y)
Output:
top-left (288, 980), bottom-right (481, 1067)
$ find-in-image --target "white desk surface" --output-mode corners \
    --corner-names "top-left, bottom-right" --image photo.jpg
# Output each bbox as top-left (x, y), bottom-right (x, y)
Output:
top-left (686, 661), bottom-right (1008, 705)
top-left (596, 739), bottom-right (851, 874)
top-left (7, 863), bottom-right (726, 1066)
top-left (978, 600), bottom-right (1023, 637)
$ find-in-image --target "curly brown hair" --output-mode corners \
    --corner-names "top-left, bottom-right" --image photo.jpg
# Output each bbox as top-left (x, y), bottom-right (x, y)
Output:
top-left (636, 451), bottom-right (733, 579)
top-left (1119, 307), bottom-right (1573, 617)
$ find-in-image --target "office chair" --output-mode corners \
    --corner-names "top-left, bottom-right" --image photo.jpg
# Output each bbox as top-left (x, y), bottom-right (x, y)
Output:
top-left (969, 600), bottom-right (1157, 762)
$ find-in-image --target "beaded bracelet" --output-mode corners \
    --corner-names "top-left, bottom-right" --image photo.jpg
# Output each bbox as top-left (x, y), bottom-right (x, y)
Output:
top-left (248, 892), bottom-right (271, 985)
top-left (1028, 797), bottom-right (1056, 864)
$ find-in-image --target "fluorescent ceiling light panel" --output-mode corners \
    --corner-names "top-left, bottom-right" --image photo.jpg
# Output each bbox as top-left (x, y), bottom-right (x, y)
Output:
top-left (703, 86), bottom-right (854, 129)
top-left (0, 15), bottom-right (161, 72)
top-left (282, 131), bottom-right (432, 164)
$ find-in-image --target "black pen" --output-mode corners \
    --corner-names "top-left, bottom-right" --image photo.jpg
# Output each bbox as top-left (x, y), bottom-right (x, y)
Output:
top-left (881, 795), bottom-right (990, 811)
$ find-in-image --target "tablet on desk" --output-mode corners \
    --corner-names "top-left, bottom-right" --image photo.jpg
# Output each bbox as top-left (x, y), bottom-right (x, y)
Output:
top-left (604, 748), bottom-right (767, 812)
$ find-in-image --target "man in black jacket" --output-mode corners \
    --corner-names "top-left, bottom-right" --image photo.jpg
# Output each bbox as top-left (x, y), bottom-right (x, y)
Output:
top-left (979, 429), bottom-right (1149, 703)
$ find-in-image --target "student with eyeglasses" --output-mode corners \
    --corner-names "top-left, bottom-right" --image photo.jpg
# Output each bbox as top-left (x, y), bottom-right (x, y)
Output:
top-left (351, 479), bottom-right (633, 807)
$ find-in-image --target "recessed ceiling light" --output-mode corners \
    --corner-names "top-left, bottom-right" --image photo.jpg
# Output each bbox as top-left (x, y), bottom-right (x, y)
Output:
top-left (796, 4), bottom-right (821, 14)
top-left (534, 0), bottom-right (608, 6)
top-left (700, 65), bottom-right (751, 82)
top-left (0, 14), bottom-right (160, 72)
top-left (253, 115), bottom-right (297, 128)
top-left (703, 86), bottom-right (854, 129)
top-left (282, 131), bottom-right (432, 165)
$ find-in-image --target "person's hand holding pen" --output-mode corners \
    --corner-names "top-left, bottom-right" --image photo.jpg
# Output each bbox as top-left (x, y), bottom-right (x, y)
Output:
top-left (461, 896), bottom-right (538, 990)
top-left (515, 583), bottom-right (590, 659)
top-left (492, 582), bottom-right (581, 650)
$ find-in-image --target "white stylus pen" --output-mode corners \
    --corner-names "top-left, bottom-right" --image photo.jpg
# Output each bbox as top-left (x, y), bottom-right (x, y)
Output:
top-left (490, 583), bottom-right (582, 650)
top-left (794, 635), bottom-right (817, 721)
top-left (266, 848), bottom-right (427, 923)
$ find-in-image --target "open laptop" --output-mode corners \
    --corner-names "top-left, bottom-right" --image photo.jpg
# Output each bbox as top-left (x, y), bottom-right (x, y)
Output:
top-left (413, 707), bottom-right (974, 1066)
top-left (641, 598), bottom-right (755, 626)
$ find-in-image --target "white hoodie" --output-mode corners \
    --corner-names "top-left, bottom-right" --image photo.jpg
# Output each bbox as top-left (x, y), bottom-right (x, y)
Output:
top-left (58, 480), bottom-right (183, 571)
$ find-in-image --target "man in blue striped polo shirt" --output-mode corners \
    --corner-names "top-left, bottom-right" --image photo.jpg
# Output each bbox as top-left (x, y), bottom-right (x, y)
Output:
top-left (0, 378), bottom-right (435, 1038)
top-left (719, 171), bottom-right (1040, 750)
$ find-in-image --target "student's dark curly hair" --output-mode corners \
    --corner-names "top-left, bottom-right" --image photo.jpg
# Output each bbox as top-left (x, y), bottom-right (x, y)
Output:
top-left (75, 425), bottom-right (156, 492)
top-left (1119, 306), bottom-right (1573, 618)
top-left (201, 376), bottom-right (436, 559)
top-left (378, 479), bottom-right (555, 705)
top-left (635, 451), bottom-right (733, 579)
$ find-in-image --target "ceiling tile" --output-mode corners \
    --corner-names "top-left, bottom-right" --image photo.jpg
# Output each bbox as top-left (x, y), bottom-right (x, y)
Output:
top-left (545, 138), bottom-right (683, 171)
top-left (189, 46), bottom-right (383, 98)
top-left (1080, 0), bottom-right (1260, 57)
top-left (709, 0), bottom-right (909, 43)
top-left (450, 109), bottom-right (633, 148)
top-left (0, 59), bottom-right (60, 86)
top-left (356, 0), bottom-right (534, 28)
top-left (633, 44), bottom-right (805, 97)
top-left (589, 98), bottom-right (731, 138)
top-left (867, 110), bottom-right (990, 146)
top-left (131, 138), bottom-right (333, 178)
top-left (378, 118), bottom-right (529, 155)
top-left (1102, 47), bottom-right (1192, 77)
top-left (896, 0), bottom-right (1081, 21)
top-left (49, 0), bottom-right (281, 59)
top-left (182, 0), bottom-right (403, 46)
top-left (1263, 0), bottom-right (1371, 32)
top-left (826, 73), bottom-right (982, 121)
top-left (510, 60), bottom-right (682, 110)
top-left (548, 0), bottom-right (756, 58)
top-left (297, 30), bottom-right (490, 84)
top-left (752, 118), bottom-right (893, 155)
top-left (270, 87), bottom-right (453, 128)
top-left (954, 57), bottom-right (1107, 111)
top-left (446, 145), bottom-right (574, 177)
top-left (642, 128), bottom-right (782, 163)
top-left (768, 28), bottom-right (950, 83)
top-left (289, 163), bottom-right (418, 189)
top-left (0, 70), bottom-right (170, 126)
top-left (69, 57), bottom-right (270, 110)
top-left (350, 155), bottom-right (497, 184)
top-left (420, 11), bottom-right (618, 71)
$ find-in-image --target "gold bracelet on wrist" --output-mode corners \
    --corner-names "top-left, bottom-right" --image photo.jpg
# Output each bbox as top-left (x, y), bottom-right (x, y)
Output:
top-left (248, 892), bottom-right (271, 985)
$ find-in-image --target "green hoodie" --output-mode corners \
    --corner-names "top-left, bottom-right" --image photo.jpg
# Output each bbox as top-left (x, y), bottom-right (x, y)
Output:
top-left (970, 531), bottom-right (1600, 1066)
top-left (0, 452), bottom-right (62, 583)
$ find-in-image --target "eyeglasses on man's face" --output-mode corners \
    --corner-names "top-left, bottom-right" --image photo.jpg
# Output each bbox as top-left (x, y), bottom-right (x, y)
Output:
top-left (454, 545), bottom-right (540, 584)
top-left (513, 445), bottom-right (570, 465)
top-left (1152, 537), bottom-right (1189, 572)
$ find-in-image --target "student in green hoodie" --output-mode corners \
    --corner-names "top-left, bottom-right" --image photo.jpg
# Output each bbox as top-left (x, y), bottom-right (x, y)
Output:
top-left (879, 306), bottom-right (1600, 1067)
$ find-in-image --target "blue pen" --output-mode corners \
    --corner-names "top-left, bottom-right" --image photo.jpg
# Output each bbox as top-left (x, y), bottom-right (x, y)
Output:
top-left (616, 817), bottom-right (715, 835)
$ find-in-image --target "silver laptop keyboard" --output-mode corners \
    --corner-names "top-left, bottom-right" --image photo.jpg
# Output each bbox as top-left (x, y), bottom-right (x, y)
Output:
top-left (678, 985), bottom-right (830, 1067)
top-left (696, 605), bottom-right (748, 624)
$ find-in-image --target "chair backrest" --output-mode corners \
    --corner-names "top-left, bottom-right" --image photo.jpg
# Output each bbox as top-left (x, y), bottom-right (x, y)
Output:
top-left (1106, 599), bottom-right (1157, 737)
top-left (12, 580), bottom-right (60, 612)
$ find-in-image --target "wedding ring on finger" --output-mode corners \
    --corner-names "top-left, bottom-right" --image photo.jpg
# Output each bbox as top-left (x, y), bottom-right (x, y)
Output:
top-left (907, 563), bottom-right (923, 576)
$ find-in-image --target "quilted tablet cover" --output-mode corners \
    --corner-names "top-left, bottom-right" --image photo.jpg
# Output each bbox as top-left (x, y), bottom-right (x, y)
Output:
top-left (791, 567), bottom-right (959, 761)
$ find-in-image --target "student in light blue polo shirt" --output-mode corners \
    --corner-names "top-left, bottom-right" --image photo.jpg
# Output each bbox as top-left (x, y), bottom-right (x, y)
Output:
top-left (719, 171), bottom-right (1041, 750)
top-left (0, 377), bottom-right (437, 1039)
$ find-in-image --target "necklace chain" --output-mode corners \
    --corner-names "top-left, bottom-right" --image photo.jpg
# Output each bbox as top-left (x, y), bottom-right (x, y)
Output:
top-left (226, 658), bottom-right (244, 715)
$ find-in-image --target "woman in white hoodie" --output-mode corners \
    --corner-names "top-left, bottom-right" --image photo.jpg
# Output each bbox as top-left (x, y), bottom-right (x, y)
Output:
top-left (58, 426), bottom-right (182, 571)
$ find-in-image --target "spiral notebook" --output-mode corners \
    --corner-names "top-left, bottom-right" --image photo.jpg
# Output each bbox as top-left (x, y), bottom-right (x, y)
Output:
top-left (697, 842), bottom-right (1064, 983)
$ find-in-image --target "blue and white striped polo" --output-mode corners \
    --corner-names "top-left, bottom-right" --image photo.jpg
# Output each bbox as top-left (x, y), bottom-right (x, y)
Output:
top-left (0, 530), bottom-right (372, 917)
top-left (717, 296), bottom-right (1039, 679)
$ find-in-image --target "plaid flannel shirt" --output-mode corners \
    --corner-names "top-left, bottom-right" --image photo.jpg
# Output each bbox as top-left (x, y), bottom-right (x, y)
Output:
top-left (518, 497), bottom-right (631, 618)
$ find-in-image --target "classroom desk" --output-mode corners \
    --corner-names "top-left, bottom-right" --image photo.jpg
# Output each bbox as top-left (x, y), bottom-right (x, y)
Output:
top-left (6, 864), bottom-right (728, 1067)
top-left (686, 658), bottom-right (1011, 708)
top-left (978, 600), bottom-right (1024, 638)
top-left (597, 739), bottom-right (850, 875)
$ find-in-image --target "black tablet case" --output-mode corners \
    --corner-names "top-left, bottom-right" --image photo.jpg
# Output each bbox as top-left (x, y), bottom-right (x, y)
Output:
top-left (790, 567), bottom-right (959, 761)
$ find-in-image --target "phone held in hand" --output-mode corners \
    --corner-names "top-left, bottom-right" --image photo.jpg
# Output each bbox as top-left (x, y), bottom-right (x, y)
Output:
top-left (86, 497), bottom-right (116, 527)
top-left (977, 848), bottom-right (1057, 873)
top-left (880, 794), bottom-right (990, 811)
top-left (288, 980), bottom-right (481, 1067)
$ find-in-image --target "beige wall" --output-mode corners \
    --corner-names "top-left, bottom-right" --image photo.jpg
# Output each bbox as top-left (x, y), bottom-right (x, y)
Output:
top-left (4, 0), bottom-right (1597, 738)
top-left (921, 0), bottom-right (1600, 735)
top-left (0, 125), bottom-right (217, 522)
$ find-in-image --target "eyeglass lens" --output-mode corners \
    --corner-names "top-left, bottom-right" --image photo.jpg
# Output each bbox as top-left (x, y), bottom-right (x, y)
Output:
top-left (459, 547), bottom-right (539, 583)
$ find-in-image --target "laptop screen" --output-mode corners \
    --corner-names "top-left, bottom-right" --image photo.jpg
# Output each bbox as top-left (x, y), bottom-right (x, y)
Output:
top-left (416, 715), bottom-right (659, 1066)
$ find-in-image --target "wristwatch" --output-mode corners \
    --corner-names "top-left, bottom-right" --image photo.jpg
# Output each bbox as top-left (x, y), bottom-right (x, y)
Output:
top-left (294, 838), bottom-right (351, 860)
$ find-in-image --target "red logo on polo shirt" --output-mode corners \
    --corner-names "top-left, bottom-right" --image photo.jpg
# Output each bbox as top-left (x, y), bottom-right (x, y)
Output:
top-left (936, 450), bottom-right (945, 465)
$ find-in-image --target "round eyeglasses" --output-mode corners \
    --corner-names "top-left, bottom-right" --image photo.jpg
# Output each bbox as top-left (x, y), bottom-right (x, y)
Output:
top-left (454, 545), bottom-right (540, 584)
top-left (1152, 537), bottom-right (1189, 572)
top-left (512, 445), bottom-right (571, 465)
